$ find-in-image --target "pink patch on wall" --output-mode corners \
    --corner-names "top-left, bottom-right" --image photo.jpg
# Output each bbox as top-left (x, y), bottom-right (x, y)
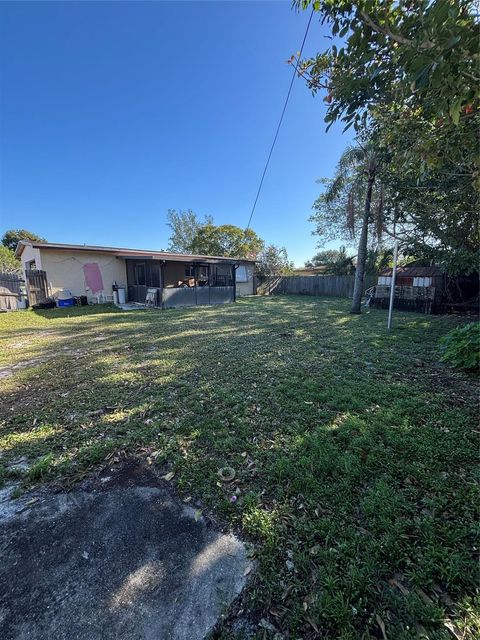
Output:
top-left (83, 263), bottom-right (104, 294)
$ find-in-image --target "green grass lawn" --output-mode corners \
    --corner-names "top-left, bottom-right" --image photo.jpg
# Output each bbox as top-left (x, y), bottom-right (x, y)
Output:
top-left (0, 297), bottom-right (478, 639)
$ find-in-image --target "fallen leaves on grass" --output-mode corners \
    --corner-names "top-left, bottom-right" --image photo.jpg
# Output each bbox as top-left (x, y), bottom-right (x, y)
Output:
top-left (375, 614), bottom-right (388, 640)
top-left (0, 297), bottom-right (478, 639)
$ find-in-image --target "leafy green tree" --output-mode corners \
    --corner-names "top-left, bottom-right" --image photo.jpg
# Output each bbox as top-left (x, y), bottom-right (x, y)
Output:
top-left (256, 244), bottom-right (294, 275)
top-left (166, 210), bottom-right (264, 259)
top-left (2, 229), bottom-right (46, 253)
top-left (373, 108), bottom-right (479, 272)
top-left (305, 246), bottom-right (355, 275)
top-left (305, 249), bottom-right (342, 268)
top-left (166, 209), bottom-right (213, 253)
top-left (364, 247), bottom-right (393, 274)
top-left (295, 1), bottom-right (479, 275)
top-left (325, 246), bottom-right (355, 276)
top-left (313, 120), bottom-right (478, 277)
top-left (188, 224), bottom-right (264, 259)
top-left (295, 0), bottom-right (478, 131)
top-left (0, 246), bottom-right (22, 274)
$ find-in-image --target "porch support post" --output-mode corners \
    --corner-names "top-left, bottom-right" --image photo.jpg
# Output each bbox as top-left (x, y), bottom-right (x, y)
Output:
top-left (208, 264), bottom-right (211, 305)
top-left (232, 265), bottom-right (237, 303)
top-left (160, 261), bottom-right (166, 309)
top-left (387, 240), bottom-right (399, 330)
top-left (194, 263), bottom-right (198, 306)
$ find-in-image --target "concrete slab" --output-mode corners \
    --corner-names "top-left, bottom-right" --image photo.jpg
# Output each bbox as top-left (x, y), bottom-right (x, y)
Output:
top-left (0, 464), bottom-right (251, 640)
top-left (115, 302), bottom-right (146, 311)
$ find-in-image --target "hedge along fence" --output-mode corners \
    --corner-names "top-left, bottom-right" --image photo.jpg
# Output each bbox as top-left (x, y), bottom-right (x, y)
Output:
top-left (255, 275), bottom-right (378, 299)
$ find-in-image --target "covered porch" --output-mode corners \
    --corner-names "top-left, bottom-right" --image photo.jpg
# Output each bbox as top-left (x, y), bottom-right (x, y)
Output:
top-left (125, 257), bottom-right (237, 308)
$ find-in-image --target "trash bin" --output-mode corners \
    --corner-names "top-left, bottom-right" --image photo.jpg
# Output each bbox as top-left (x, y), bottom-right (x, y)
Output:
top-left (117, 287), bottom-right (126, 304)
top-left (58, 298), bottom-right (75, 307)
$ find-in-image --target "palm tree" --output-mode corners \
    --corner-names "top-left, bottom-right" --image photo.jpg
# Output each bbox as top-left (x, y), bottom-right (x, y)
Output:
top-left (325, 144), bottom-right (379, 314)
top-left (322, 246), bottom-right (355, 276)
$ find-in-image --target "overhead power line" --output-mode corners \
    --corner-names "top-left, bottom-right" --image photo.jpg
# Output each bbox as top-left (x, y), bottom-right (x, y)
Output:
top-left (246, 9), bottom-right (314, 231)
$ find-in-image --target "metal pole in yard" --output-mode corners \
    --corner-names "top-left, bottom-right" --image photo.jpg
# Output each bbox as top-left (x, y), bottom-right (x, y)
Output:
top-left (387, 238), bottom-right (399, 330)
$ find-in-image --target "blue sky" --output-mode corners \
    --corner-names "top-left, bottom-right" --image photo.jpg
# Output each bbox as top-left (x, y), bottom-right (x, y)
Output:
top-left (0, 1), bottom-right (352, 266)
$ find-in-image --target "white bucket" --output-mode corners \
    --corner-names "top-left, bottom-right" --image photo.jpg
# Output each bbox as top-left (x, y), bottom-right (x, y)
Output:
top-left (117, 288), bottom-right (126, 304)
top-left (57, 288), bottom-right (73, 300)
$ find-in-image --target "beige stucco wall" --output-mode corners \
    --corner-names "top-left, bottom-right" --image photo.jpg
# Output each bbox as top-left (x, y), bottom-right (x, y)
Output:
top-left (19, 247), bottom-right (254, 300)
top-left (236, 264), bottom-right (255, 296)
top-left (33, 249), bottom-right (127, 299)
top-left (20, 245), bottom-right (43, 272)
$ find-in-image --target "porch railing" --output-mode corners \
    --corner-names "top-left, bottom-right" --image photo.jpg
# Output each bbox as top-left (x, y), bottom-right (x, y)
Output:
top-left (127, 285), bottom-right (234, 308)
top-left (162, 286), bottom-right (234, 308)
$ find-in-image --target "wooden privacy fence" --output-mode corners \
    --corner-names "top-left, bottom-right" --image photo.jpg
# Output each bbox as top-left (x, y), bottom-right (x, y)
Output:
top-left (255, 275), bottom-right (377, 299)
top-left (0, 273), bottom-right (25, 311)
top-left (25, 270), bottom-right (49, 306)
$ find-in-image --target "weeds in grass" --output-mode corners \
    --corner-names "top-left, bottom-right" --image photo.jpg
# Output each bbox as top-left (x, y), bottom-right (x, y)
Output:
top-left (0, 299), bottom-right (478, 638)
top-left (10, 486), bottom-right (23, 500)
top-left (28, 453), bottom-right (54, 481)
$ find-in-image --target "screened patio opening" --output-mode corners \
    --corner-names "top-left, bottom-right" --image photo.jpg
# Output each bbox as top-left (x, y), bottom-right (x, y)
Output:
top-left (126, 259), bottom-right (161, 305)
top-left (125, 258), bottom-right (236, 307)
top-left (162, 262), bottom-right (234, 289)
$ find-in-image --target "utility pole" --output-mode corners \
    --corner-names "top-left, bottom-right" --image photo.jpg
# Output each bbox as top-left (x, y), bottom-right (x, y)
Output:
top-left (387, 237), bottom-right (399, 330)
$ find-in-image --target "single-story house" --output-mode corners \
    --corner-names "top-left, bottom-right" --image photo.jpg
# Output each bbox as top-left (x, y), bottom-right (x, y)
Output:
top-left (15, 241), bottom-right (255, 308)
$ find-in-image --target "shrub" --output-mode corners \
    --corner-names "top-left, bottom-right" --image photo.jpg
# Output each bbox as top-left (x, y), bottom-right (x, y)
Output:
top-left (441, 322), bottom-right (480, 372)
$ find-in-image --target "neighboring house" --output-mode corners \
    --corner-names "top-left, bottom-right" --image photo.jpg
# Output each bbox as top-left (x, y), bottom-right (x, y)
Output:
top-left (15, 241), bottom-right (255, 308)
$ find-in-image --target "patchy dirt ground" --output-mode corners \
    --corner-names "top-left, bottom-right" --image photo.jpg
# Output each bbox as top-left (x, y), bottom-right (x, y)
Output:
top-left (0, 462), bottom-right (251, 640)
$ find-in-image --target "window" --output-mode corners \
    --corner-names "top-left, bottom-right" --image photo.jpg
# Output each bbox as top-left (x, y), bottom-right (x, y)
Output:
top-left (236, 266), bottom-right (248, 282)
top-left (413, 277), bottom-right (432, 287)
top-left (185, 265), bottom-right (195, 278)
top-left (213, 265), bottom-right (233, 287)
top-left (26, 259), bottom-right (36, 271)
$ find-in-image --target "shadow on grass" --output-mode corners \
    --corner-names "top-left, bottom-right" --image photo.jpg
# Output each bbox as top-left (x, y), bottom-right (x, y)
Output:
top-left (0, 296), bottom-right (478, 638)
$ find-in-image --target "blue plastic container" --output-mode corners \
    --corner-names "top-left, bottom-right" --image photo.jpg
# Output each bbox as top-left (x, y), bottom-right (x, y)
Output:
top-left (58, 298), bottom-right (75, 307)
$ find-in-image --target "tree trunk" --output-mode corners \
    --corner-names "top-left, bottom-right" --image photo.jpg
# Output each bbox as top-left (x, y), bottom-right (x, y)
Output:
top-left (350, 175), bottom-right (375, 314)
